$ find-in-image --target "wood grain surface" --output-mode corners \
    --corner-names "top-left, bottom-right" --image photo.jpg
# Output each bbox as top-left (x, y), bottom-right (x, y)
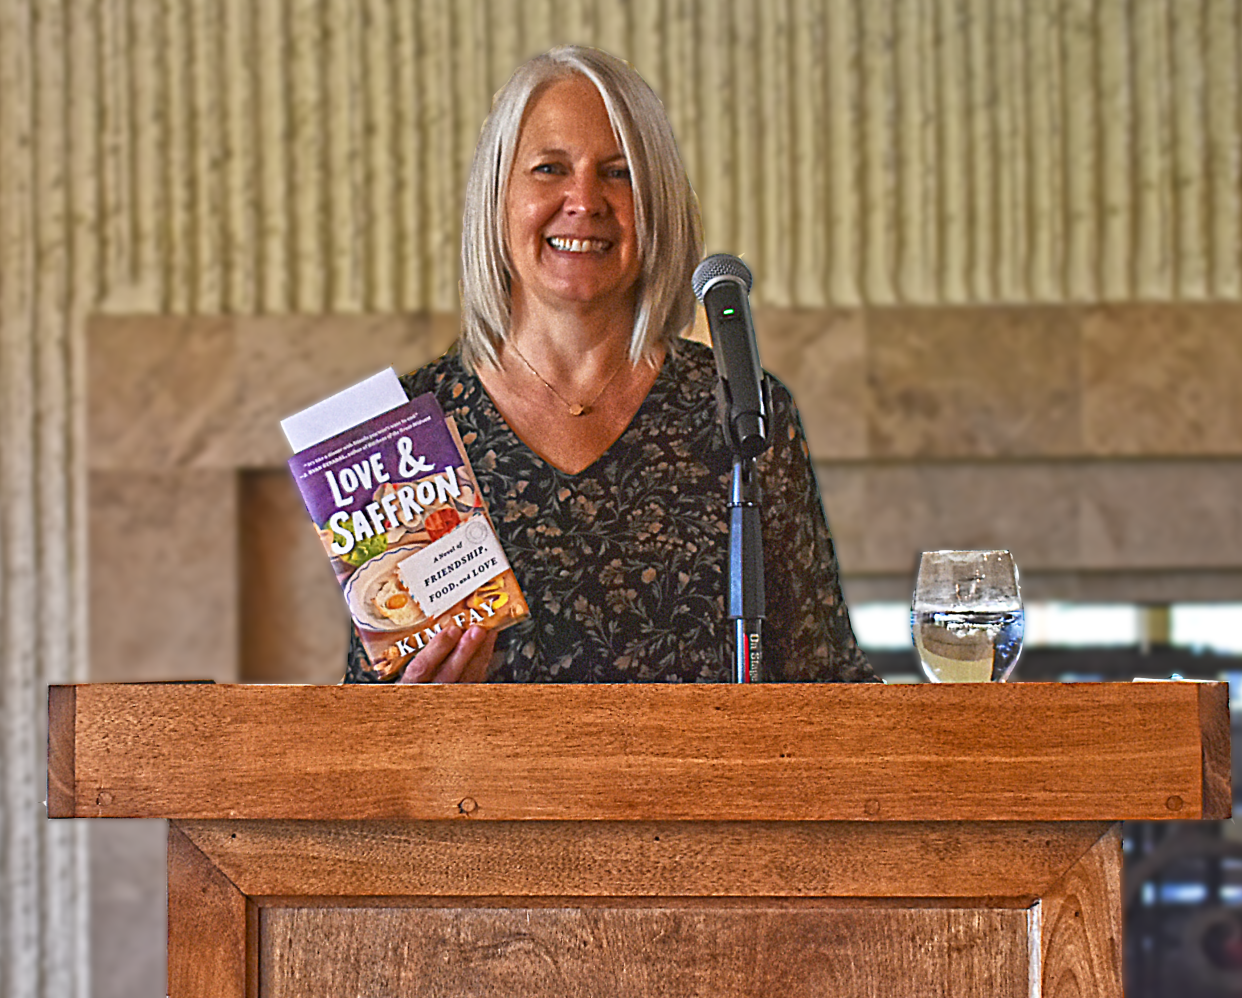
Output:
top-left (259, 904), bottom-right (1031, 998)
top-left (52, 682), bottom-right (1228, 821)
top-left (160, 819), bottom-right (1130, 995)
top-left (178, 819), bottom-right (1109, 901)
top-left (167, 824), bottom-right (254, 998)
top-left (46, 685), bottom-right (75, 817)
top-left (1040, 825), bottom-right (1124, 998)
top-left (1200, 683), bottom-right (1233, 817)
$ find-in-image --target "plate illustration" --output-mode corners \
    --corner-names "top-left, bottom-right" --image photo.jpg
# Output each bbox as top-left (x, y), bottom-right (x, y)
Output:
top-left (342, 545), bottom-right (427, 633)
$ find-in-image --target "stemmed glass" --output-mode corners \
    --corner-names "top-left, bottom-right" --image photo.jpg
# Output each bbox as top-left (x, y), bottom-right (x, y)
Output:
top-left (911, 550), bottom-right (1025, 683)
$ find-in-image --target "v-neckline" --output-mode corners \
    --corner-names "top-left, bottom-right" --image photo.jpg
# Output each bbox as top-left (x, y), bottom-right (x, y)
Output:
top-left (472, 348), bottom-right (677, 478)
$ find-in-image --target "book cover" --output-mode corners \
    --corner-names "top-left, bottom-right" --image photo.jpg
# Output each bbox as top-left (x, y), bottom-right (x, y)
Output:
top-left (287, 390), bottom-right (529, 681)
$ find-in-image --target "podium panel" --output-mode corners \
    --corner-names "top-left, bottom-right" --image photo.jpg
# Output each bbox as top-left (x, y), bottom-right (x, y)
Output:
top-left (261, 905), bottom-right (1031, 997)
top-left (168, 818), bottom-right (1121, 997)
top-left (50, 683), bottom-right (1228, 997)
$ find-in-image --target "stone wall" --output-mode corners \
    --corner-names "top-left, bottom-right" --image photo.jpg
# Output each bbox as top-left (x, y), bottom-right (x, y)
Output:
top-left (87, 306), bottom-right (1242, 693)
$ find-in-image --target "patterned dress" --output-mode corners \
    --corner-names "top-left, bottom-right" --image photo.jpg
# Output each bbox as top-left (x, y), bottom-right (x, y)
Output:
top-left (345, 339), bottom-right (877, 684)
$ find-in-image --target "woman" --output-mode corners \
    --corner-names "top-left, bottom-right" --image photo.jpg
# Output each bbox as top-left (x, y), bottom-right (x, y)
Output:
top-left (345, 45), bottom-right (876, 685)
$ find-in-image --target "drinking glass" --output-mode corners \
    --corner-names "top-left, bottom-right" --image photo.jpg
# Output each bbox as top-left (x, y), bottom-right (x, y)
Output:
top-left (911, 550), bottom-right (1024, 683)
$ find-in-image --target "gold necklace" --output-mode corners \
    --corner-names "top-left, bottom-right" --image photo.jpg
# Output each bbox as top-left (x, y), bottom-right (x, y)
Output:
top-left (507, 339), bottom-right (628, 417)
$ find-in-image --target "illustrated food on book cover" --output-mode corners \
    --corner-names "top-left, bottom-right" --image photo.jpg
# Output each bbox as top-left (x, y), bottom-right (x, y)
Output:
top-left (285, 385), bottom-right (529, 681)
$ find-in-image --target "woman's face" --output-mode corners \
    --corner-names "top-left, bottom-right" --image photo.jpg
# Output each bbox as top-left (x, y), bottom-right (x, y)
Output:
top-left (505, 75), bottom-right (641, 317)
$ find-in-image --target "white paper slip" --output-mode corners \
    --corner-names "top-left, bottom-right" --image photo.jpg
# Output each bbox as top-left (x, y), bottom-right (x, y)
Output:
top-left (280, 368), bottom-right (409, 453)
top-left (398, 518), bottom-right (511, 620)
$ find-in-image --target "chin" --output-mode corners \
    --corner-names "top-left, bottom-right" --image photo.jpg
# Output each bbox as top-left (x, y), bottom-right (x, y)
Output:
top-left (532, 272), bottom-right (632, 305)
top-left (557, 286), bottom-right (636, 311)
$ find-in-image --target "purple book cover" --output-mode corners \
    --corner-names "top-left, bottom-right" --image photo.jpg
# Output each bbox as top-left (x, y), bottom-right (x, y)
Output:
top-left (287, 392), bottom-right (529, 681)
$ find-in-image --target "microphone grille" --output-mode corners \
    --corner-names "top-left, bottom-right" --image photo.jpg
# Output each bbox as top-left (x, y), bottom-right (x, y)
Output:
top-left (692, 254), bottom-right (753, 301)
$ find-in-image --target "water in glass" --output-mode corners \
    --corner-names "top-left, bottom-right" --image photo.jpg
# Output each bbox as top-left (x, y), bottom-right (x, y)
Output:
top-left (912, 551), bottom-right (1024, 682)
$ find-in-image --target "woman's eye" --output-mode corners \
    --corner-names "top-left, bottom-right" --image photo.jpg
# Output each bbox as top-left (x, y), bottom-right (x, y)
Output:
top-left (533, 163), bottom-right (563, 175)
top-left (609, 166), bottom-right (631, 181)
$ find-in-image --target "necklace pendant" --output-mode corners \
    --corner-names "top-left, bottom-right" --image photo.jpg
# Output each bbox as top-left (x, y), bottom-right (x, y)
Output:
top-left (567, 403), bottom-right (586, 416)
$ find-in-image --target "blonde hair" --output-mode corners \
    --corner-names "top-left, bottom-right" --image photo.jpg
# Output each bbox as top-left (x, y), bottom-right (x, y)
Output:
top-left (459, 46), bottom-right (703, 370)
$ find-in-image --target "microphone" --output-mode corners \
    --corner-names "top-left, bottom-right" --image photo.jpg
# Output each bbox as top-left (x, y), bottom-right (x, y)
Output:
top-left (693, 254), bottom-right (769, 682)
top-left (691, 254), bottom-right (770, 459)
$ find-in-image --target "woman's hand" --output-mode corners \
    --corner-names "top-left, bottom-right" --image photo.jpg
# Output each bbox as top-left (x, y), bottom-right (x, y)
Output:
top-left (397, 624), bottom-right (498, 684)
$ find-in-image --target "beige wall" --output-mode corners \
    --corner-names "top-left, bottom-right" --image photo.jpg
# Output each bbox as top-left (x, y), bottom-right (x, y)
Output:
top-left (7, 1), bottom-right (1242, 317)
top-left (3, 2), bottom-right (1242, 996)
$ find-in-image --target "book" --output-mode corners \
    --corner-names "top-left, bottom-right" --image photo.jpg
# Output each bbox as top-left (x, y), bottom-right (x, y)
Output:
top-left (283, 371), bottom-right (529, 681)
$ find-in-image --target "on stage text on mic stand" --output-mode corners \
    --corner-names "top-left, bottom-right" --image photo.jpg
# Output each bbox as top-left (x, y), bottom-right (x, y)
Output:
top-left (692, 254), bottom-right (773, 683)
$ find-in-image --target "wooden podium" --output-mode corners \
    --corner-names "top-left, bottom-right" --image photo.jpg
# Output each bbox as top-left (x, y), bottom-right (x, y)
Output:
top-left (49, 682), bottom-right (1229, 997)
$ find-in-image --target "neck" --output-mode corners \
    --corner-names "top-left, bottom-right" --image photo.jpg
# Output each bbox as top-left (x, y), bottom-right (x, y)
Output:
top-left (505, 294), bottom-right (638, 390)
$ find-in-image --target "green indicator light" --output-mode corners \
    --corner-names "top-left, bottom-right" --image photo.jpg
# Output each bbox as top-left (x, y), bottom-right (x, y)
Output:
top-left (722, 308), bottom-right (735, 316)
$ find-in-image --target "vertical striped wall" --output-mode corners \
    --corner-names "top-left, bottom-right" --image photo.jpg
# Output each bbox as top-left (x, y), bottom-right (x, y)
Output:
top-left (3, 0), bottom-right (1241, 318)
top-left (1, 2), bottom-right (1239, 995)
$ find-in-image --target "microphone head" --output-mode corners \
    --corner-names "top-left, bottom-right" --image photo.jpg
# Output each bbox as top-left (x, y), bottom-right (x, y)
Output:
top-left (692, 254), bottom-right (753, 301)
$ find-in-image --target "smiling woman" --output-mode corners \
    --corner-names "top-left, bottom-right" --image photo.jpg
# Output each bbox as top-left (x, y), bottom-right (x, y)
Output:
top-left (478, 73), bottom-right (658, 475)
top-left (503, 77), bottom-right (641, 319)
top-left (344, 46), bottom-right (877, 686)
top-left (459, 46), bottom-right (701, 375)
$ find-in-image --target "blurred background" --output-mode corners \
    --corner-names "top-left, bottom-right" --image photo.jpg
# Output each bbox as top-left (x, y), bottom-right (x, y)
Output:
top-left (3, 1), bottom-right (1242, 995)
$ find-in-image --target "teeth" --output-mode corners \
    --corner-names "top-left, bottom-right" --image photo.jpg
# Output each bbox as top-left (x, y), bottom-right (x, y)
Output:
top-left (548, 237), bottom-right (610, 253)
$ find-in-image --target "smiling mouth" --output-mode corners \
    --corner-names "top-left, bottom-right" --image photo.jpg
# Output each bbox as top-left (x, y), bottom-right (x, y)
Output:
top-left (546, 236), bottom-right (612, 253)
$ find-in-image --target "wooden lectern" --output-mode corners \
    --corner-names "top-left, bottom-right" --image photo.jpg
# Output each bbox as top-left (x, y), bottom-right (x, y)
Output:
top-left (49, 682), bottom-right (1229, 997)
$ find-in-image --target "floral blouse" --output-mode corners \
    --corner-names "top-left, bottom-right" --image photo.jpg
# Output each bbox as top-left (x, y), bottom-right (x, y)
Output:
top-left (345, 339), bottom-right (876, 684)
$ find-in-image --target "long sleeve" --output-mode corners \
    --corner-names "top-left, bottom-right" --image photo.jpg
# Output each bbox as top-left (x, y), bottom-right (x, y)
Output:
top-left (757, 378), bottom-right (879, 683)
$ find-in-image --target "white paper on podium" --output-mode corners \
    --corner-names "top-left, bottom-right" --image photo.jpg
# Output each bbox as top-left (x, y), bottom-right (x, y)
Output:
top-left (279, 368), bottom-right (409, 453)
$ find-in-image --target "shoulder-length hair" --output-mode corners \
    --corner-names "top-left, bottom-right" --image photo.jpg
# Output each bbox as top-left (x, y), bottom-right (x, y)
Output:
top-left (459, 45), bottom-right (703, 370)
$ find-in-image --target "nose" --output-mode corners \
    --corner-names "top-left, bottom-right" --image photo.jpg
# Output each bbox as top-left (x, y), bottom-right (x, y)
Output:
top-left (563, 169), bottom-right (606, 216)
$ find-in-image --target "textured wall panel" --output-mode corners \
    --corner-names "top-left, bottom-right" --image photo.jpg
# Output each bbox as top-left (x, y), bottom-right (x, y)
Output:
top-left (5, 0), bottom-right (1241, 318)
top-left (0, 0), bottom-right (92, 995)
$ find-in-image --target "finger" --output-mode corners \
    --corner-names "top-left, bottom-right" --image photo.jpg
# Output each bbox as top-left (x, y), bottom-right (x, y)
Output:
top-left (430, 625), bottom-right (491, 684)
top-left (458, 629), bottom-right (499, 684)
top-left (397, 625), bottom-right (462, 683)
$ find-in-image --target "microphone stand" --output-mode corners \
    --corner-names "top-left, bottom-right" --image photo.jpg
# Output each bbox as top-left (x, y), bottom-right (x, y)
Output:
top-left (691, 252), bottom-right (772, 683)
top-left (729, 454), bottom-right (765, 683)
